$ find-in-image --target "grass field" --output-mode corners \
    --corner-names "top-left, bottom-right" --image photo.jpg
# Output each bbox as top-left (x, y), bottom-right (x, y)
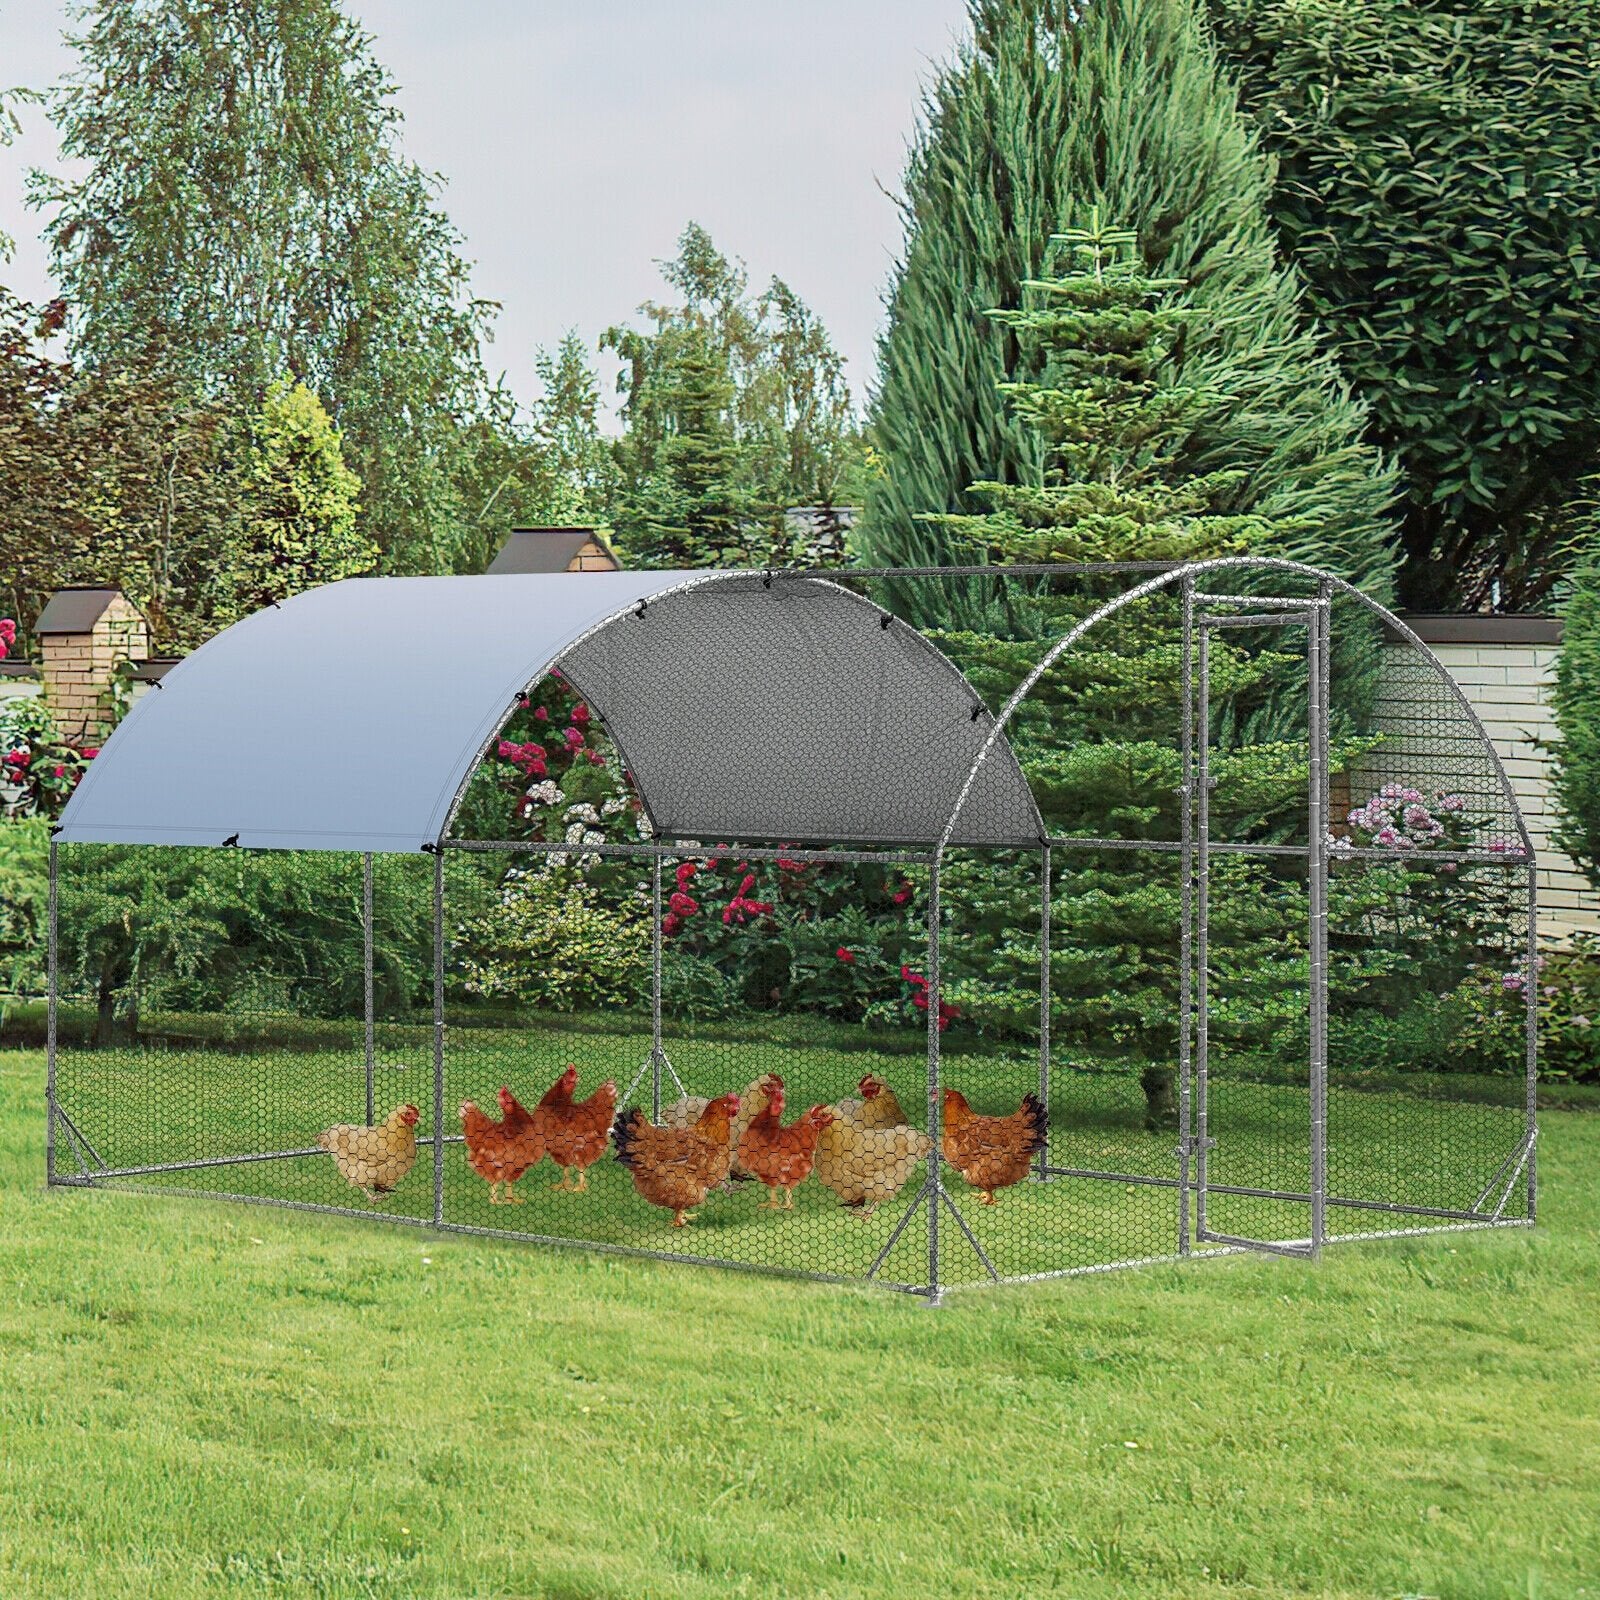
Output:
top-left (2, 1045), bottom-right (1598, 1599)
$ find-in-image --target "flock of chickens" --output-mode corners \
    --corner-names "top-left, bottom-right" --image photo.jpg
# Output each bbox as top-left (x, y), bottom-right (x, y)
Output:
top-left (315, 1067), bottom-right (1048, 1231)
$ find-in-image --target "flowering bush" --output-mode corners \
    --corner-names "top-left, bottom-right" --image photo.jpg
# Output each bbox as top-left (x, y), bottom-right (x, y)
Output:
top-left (0, 695), bottom-right (96, 819)
top-left (1452, 939), bottom-right (1600, 1084)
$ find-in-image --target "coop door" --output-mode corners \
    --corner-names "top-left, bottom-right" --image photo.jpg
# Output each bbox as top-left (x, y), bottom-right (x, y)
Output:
top-left (1187, 591), bottom-right (1330, 1259)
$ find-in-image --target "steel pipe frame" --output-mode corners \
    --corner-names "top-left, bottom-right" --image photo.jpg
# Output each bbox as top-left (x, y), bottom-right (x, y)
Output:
top-left (44, 559), bottom-right (1539, 1291)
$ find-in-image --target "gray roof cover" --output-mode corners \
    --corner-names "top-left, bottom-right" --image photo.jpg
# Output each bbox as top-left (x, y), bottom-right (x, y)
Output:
top-left (55, 571), bottom-right (1041, 853)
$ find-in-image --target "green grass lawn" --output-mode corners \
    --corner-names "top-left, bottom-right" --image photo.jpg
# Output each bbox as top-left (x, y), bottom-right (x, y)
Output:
top-left (2, 1046), bottom-right (1597, 1600)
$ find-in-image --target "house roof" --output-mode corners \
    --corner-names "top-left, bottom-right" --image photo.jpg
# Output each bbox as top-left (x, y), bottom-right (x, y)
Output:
top-left (33, 588), bottom-right (135, 635)
top-left (55, 570), bottom-right (1041, 853)
top-left (486, 527), bottom-right (616, 574)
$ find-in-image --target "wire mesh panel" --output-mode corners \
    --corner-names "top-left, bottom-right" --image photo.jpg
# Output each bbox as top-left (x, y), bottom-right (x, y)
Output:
top-left (439, 840), bottom-right (943, 1294)
top-left (44, 559), bottom-right (1538, 1298)
top-left (49, 843), bottom-right (438, 1221)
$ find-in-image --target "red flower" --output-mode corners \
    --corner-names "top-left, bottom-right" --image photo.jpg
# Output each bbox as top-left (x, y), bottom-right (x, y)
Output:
top-left (911, 991), bottom-right (929, 1011)
top-left (676, 862), bottom-right (697, 887)
top-left (738, 873), bottom-right (757, 897)
top-left (572, 703), bottom-right (589, 724)
top-left (81, 746), bottom-right (99, 760)
top-left (5, 749), bottom-right (30, 768)
top-left (52, 764), bottom-right (64, 778)
top-left (901, 965), bottom-right (927, 988)
top-left (496, 740), bottom-right (517, 759)
top-left (661, 911), bottom-right (682, 936)
top-left (891, 882), bottom-right (913, 906)
top-left (669, 891), bottom-right (698, 917)
top-left (836, 947), bottom-right (855, 963)
top-left (534, 706), bottom-right (549, 722)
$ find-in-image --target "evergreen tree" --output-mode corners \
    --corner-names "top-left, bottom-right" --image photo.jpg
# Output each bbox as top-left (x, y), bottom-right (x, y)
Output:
top-left (858, 0), bottom-right (1395, 629)
top-left (223, 378), bottom-right (369, 618)
top-left (935, 220), bottom-right (1362, 1126)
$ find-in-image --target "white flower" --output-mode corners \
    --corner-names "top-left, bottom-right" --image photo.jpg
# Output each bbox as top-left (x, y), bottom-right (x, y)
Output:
top-left (565, 802), bottom-right (601, 825)
top-left (527, 780), bottom-right (562, 806)
top-left (601, 796), bottom-right (627, 817)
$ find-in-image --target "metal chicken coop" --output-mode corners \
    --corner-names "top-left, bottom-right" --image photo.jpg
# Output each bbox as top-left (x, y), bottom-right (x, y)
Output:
top-left (45, 559), bottom-right (1537, 1301)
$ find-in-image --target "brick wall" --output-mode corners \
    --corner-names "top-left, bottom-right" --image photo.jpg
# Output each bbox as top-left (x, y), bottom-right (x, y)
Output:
top-left (40, 596), bottom-right (149, 743)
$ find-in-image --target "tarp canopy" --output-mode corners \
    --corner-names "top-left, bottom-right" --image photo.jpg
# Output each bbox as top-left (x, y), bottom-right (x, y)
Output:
top-left (55, 571), bottom-right (1041, 853)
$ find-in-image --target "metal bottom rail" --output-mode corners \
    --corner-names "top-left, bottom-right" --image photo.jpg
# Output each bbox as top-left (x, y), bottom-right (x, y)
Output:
top-left (46, 1175), bottom-right (934, 1298)
top-left (1041, 1164), bottom-right (1526, 1224)
top-left (49, 1170), bottom-right (1532, 1296)
top-left (49, 1133), bottom-right (466, 1184)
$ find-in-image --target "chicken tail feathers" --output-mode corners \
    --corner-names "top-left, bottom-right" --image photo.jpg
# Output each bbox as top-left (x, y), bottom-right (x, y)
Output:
top-left (612, 1109), bottom-right (646, 1171)
top-left (1020, 1092), bottom-right (1048, 1156)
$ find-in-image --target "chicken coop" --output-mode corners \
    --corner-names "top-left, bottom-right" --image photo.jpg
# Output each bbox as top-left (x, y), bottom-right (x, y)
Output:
top-left (45, 559), bottom-right (1537, 1301)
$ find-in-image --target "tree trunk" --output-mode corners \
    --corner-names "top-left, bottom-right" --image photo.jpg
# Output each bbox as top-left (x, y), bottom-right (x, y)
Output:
top-left (1141, 1065), bottom-right (1178, 1132)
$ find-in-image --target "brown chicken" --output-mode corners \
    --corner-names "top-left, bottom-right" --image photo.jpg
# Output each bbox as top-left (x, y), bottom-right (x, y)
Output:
top-left (531, 1065), bottom-right (617, 1192)
top-left (662, 1075), bottom-right (774, 1181)
top-left (613, 1093), bottom-right (741, 1227)
top-left (460, 1085), bottom-right (544, 1204)
top-left (317, 1103), bottom-right (420, 1201)
top-left (737, 1078), bottom-right (836, 1210)
top-left (941, 1089), bottom-right (1047, 1204)
top-left (814, 1074), bottom-right (931, 1215)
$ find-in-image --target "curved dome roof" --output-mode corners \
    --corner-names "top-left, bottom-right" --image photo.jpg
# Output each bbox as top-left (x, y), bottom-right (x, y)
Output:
top-left (55, 570), bottom-right (1042, 853)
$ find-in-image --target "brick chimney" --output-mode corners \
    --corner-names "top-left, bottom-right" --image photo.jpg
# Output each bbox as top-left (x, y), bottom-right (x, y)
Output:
top-left (33, 587), bottom-right (150, 743)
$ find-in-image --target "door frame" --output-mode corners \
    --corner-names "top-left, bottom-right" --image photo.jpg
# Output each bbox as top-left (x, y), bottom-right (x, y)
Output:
top-left (1178, 577), bottom-right (1331, 1259)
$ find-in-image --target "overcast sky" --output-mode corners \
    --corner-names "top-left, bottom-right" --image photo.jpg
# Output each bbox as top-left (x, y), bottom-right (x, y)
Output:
top-left (0, 1), bottom-right (971, 420)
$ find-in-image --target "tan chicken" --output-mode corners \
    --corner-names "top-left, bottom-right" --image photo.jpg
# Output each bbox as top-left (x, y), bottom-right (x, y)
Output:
top-left (736, 1078), bottom-right (836, 1210)
top-left (814, 1074), bottom-right (931, 1215)
top-left (317, 1103), bottom-right (420, 1201)
top-left (941, 1089), bottom-right (1047, 1205)
top-left (530, 1065), bottom-right (618, 1192)
top-left (613, 1093), bottom-right (742, 1227)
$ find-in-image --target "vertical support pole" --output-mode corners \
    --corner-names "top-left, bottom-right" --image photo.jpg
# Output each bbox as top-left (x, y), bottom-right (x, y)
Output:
top-left (1035, 841), bottom-right (1051, 1181)
top-left (1308, 587), bottom-right (1331, 1257)
top-left (1177, 576), bottom-right (1195, 1255)
top-left (926, 855), bottom-right (943, 1304)
top-left (431, 844), bottom-right (446, 1227)
top-left (46, 837), bottom-right (59, 1186)
top-left (1525, 862), bottom-right (1539, 1223)
top-left (651, 852), bottom-right (664, 1124)
top-left (1194, 620), bottom-right (1211, 1242)
top-left (362, 851), bottom-right (375, 1127)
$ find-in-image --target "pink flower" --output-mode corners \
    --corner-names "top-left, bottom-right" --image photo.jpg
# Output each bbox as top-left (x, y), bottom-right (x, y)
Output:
top-left (534, 706), bottom-right (549, 722)
top-left (496, 740), bottom-right (517, 759)
top-left (572, 703), bottom-right (590, 724)
top-left (0, 641), bottom-right (8, 662)
top-left (836, 946), bottom-right (855, 963)
top-left (564, 726), bottom-right (584, 751)
top-left (0, 618), bottom-right (16, 643)
top-left (891, 882), bottom-right (912, 906)
top-left (81, 746), bottom-right (99, 760)
top-left (51, 764), bottom-right (64, 778)
top-left (738, 873), bottom-right (757, 897)
top-left (586, 749), bottom-right (604, 766)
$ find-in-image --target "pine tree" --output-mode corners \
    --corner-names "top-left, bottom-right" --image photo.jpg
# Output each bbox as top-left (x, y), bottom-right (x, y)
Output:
top-left (936, 219), bottom-right (1352, 1127)
top-left (858, 0), bottom-right (1395, 629)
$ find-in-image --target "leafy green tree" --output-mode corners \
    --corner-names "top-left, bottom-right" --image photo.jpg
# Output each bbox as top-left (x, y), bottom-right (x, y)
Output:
top-left (1208, 0), bottom-right (1600, 611)
top-left (1552, 525), bottom-right (1600, 886)
top-left (604, 224), bottom-right (862, 566)
top-left (0, 286), bottom-right (244, 649)
top-left (1, 79), bottom-right (41, 260)
top-left (857, 0), bottom-right (1395, 629)
top-left (222, 378), bottom-right (369, 617)
top-left (32, 0), bottom-right (498, 574)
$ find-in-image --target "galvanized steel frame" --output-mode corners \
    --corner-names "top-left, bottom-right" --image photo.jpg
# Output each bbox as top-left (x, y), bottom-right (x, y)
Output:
top-left (43, 557), bottom-right (1539, 1301)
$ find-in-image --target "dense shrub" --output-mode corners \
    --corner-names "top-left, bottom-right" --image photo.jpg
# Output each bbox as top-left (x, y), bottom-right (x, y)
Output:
top-left (1551, 546), bottom-right (1600, 887)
